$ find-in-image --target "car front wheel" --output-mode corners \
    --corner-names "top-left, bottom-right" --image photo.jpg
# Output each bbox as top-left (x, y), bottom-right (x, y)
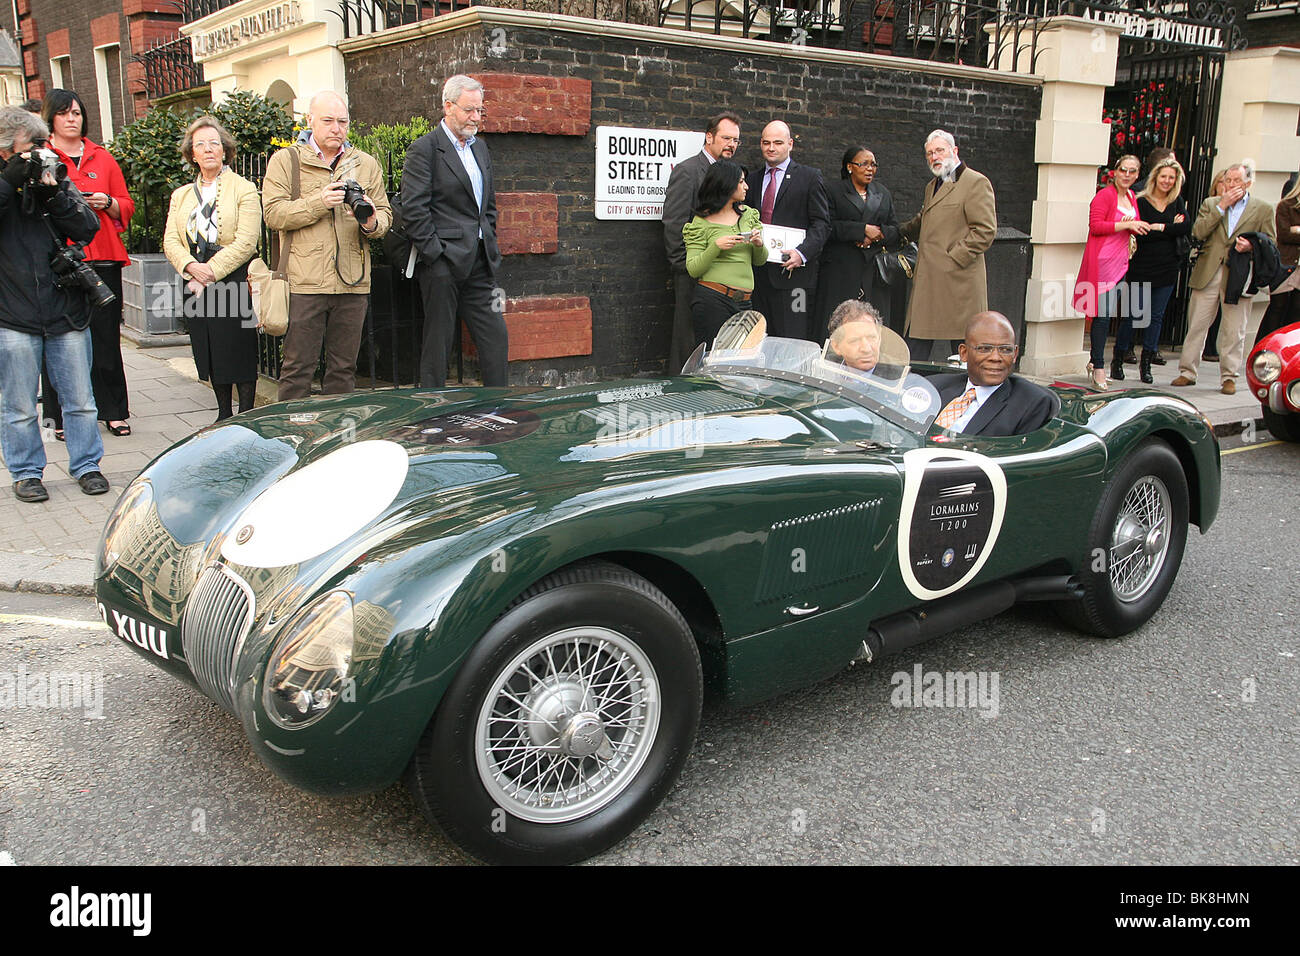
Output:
top-left (1263, 407), bottom-right (1300, 442)
top-left (1057, 439), bottom-right (1190, 638)
top-left (408, 560), bottom-right (702, 865)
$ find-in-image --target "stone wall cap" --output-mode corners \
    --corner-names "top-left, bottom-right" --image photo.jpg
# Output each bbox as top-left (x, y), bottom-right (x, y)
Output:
top-left (1225, 45), bottom-right (1300, 61)
top-left (339, 7), bottom-right (1043, 88)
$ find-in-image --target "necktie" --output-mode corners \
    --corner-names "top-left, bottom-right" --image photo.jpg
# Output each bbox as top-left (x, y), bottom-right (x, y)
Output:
top-left (936, 388), bottom-right (977, 430)
top-left (761, 168), bottom-right (779, 224)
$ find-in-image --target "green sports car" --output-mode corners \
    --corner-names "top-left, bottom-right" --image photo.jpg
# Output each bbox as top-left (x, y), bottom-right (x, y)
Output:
top-left (94, 324), bottom-right (1220, 864)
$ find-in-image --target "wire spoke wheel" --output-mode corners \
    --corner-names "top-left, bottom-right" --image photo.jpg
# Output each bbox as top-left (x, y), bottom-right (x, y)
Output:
top-left (476, 626), bottom-right (660, 823)
top-left (1108, 475), bottom-right (1172, 603)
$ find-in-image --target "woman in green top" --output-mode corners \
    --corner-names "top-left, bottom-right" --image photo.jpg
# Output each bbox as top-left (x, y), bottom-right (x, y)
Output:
top-left (683, 159), bottom-right (766, 347)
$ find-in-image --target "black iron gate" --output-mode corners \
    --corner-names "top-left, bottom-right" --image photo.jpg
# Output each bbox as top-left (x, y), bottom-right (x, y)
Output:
top-left (1101, 2), bottom-right (1247, 344)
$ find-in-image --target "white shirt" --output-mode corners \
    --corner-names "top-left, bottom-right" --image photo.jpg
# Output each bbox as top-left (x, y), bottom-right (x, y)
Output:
top-left (1223, 192), bottom-right (1249, 236)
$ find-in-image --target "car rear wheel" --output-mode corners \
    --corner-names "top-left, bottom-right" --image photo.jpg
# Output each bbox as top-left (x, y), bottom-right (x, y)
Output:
top-left (408, 560), bottom-right (702, 865)
top-left (1263, 407), bottom-right (1300, 442)
top-left (1057, 439), bottom-right (1189, 638)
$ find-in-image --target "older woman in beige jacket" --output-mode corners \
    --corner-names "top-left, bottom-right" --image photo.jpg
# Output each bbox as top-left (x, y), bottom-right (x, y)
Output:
top-left (163, 115), bottom-right (262, 420)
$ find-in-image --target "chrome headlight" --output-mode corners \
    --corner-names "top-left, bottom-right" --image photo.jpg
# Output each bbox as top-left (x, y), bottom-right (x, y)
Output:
top-left (1252, 350), bottom-right (1281, 385)
top-left (1289, 380), bottom-right (1300, 411)
top-left (263, 591), bottom-right (355, 729)
top-left (98, 478), bottom-right (153, 572)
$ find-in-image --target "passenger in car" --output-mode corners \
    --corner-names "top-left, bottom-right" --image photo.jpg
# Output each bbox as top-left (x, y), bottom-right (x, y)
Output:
top-left (929, 311), bottom-right (1056, 436)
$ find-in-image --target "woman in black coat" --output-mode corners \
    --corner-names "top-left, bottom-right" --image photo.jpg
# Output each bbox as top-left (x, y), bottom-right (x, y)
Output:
top-left (813, 145), bottom-right (901, 341)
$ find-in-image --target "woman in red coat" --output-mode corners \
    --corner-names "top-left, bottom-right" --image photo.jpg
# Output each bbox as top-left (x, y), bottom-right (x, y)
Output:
top-left (40, 89), bottom-right (135, 437)
top-left (1072, 155), bottom-right (1149, 389)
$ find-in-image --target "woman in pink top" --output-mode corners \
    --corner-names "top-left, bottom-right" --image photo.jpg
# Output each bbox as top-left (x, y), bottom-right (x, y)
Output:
top-left (1073, 155), bottom-right (1149, 389)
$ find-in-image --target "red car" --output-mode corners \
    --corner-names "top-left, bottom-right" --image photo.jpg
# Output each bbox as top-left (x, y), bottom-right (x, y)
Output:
top-left (1247, 320), bottom-right (1300, 442)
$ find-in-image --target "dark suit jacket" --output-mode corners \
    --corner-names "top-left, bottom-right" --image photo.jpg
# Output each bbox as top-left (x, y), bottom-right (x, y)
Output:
top-left (400, 124), bottom-right (501, 282)
top-left (662, 149), bottom-right (712, 271)
top-left (930, 372), bottom-right (1056, 437)
top-left (745, 159), bottom-right (831, 290)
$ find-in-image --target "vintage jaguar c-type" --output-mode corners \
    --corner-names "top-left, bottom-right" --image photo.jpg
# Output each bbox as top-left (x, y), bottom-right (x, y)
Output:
top-left (95, 318), bottom-right (1220, 864)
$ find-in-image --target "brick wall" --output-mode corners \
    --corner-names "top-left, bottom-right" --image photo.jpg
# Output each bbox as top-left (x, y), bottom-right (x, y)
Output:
top-left (24, 0), bottom-right (182, 133)
top-left (345, 19), bottom-right (1040, 381)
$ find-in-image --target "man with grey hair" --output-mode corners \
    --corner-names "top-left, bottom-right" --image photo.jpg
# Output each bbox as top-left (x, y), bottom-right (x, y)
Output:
top-left (1171, 161), bottom-right (1277, 394)
top-left (0, 105), bottom-right (105, 502)
top-left (263, 90), bottom-right (391, 400)
top-left (900, 129), bottom-right (997, 360)
top-left (402, 74), bottom-right (507, 388)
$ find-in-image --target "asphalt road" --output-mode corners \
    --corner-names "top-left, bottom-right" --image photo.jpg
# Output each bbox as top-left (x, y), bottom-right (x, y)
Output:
top-left (1, 436), bottom-right (1296, 866)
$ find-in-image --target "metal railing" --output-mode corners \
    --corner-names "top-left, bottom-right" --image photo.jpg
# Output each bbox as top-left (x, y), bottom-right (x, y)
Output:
top-left (135, 35), bottom-right (204, 100)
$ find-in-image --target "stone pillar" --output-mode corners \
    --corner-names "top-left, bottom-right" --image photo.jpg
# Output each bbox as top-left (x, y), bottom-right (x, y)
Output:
top-left (1214, 47), bottom-right (1300, 332)
top-left (993, 16), bottom-right (1123, 377)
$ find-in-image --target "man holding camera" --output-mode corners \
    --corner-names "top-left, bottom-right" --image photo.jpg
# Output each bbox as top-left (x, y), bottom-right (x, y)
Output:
top-left (0, 106), bottom-right (107, 503)
top-left (263, 90), bottom-right (390, 400)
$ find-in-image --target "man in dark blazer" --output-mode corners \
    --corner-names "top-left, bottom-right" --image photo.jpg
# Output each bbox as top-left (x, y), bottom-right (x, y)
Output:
top-left (662, 111), bottom-right (741, 370)
top-left (930, 312), bottom-right (1055, 437)
top-left (746, 121), bottom-right (830, 340)
top-left (402, 74), bottom-right (507, 388)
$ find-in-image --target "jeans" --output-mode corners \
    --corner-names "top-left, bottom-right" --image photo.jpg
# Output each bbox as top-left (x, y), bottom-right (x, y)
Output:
top-left (1115, 283), bottom-right (1174, 355)
top-left (0, 325), bottom-right (103, 481)
top-left (1089, 285), bottom-right (1123, 366)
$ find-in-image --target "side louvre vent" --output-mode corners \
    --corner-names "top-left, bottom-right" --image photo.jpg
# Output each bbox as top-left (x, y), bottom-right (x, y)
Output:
top-left (755, 500), bottom-right (882, 604)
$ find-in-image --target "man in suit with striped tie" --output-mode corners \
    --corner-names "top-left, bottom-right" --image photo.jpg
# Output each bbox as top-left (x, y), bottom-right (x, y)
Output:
top-left (930, 312), bottom-right (1055, 437)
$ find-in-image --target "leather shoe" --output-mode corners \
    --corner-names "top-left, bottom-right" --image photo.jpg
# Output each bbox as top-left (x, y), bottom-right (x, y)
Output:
top-left (1169, 375), bottom-right (1195, 386)
top-left (1150, 351), bottom-right (1168, 366)
top-left (13, 478), bottom-right (49, 502)
top-left (1221, 379), bottom-right (1236, 395)
top-left (77, 471), bottom-right (110, 495)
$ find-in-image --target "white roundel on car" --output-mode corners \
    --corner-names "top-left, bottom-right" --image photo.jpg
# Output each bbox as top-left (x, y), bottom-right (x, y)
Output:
top-left (220, 440), bottom-right (409, 567)
top-left (897, 448), bottom-right (1007, 601)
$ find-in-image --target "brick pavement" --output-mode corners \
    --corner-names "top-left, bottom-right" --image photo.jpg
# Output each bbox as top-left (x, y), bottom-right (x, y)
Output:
top-left (0, 336), bottom-right (1273, 596)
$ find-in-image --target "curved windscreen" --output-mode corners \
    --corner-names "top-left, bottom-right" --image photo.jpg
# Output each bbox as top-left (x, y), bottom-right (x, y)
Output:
top-left (683, 323), bottom-right (941, 431)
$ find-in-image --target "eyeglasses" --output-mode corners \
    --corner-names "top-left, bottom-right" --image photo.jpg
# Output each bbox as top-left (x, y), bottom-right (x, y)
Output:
top-left (969, 344), bottom-right (1016, 356)
top-left (454, 103), bottom-right (487, 116)
top-left (849, 161), bottom-right (878, 169)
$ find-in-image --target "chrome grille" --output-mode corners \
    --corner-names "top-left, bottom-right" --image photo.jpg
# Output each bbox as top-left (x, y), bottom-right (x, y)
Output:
top-left (182, 564), bottom-right (255, 712)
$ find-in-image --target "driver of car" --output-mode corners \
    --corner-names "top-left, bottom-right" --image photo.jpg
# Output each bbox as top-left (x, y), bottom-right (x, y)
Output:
top-left (929, 311), bottom-right (1056, 437)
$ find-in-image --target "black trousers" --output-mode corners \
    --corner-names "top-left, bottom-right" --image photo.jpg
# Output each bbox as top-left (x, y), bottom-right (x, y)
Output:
top-left (1256, 280), bottom-right (1300, 346)
top-left (42, 262), bottom-right (128, 427)
top-left (751, 265), bottom-right (812, 341)
top-left (691, 284), bottom-right (749, 347)
top-left (669, 269), bottom-right (697, 373)
top-left (417, 244), bottom-right (508, 388)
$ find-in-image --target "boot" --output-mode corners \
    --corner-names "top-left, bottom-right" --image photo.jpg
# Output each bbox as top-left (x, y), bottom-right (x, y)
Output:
top-left (1110, 354), bottom-right (1125, 381)
top-left (1139, 349), bottom-right (1154, 384)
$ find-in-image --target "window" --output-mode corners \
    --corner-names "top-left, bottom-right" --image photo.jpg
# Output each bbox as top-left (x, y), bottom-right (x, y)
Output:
top-left (50, 55), bottom-right (71, 89)
top-left (93, 44), bottom-right (124, 141)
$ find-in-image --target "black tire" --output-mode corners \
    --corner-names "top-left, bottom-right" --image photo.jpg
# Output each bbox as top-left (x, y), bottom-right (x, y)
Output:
top-left (1263, 407), bottom-right (1300, 442)
top-left (408, 560), bottom-right (702, 865)
top-left (1056, 439), bottom-right (1189, 638)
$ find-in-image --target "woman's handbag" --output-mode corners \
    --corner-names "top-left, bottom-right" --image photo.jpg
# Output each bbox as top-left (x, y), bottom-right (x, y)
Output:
top-left (875, 240), bottom-right (918, 286)
top-left (248, 149), bottom-right (299, 337)
top-left (247, 257), bottom-right (289, 335)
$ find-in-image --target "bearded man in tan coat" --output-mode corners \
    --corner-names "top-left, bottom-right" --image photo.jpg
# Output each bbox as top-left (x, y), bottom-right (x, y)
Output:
top-left (900, 129), bottom-right (998, 360)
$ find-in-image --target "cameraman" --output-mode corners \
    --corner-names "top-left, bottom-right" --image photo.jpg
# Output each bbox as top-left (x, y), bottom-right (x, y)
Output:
top-left (0, 106), bottom-right (107, 503)
top-left (263, 90), bottom-right (390, 400)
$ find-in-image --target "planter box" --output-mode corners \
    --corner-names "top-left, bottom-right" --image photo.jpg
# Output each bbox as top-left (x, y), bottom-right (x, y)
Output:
top-left (123, 253), bottom-right (182, 335)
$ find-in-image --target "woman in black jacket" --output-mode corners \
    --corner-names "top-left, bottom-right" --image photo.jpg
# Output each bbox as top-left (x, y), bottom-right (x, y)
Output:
top-left (813, 146), bottom-right (901, 341)
top-left (1115, 157), bottom-right (1191, 383)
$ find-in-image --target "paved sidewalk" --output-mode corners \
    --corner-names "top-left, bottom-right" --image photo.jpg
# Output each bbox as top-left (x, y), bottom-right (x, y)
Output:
top-left (0, 338), bottom-right (1272, 596)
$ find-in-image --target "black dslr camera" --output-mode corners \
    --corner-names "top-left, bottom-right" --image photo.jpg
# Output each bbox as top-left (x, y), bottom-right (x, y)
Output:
top-left (50, 244), bottom-right (117, 309)
top-left (339, 179), bottom-right (375, 224)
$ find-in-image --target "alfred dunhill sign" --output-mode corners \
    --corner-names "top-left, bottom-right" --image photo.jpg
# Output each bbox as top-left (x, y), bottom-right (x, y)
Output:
top-left (192, 2), bottom-right (304, 58)
top-left (1080, 6), bottom-right (1225, 50)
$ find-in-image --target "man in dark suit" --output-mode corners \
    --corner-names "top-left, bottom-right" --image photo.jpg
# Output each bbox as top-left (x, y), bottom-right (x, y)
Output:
top-left (930, 311), bottom-right (1055, 437)
top-left (402, 74), bottom-right (507, 388)
top-left (662, 111), bottom-right (741, 370)
top-left (746, 121), bottom-right (830, 340)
